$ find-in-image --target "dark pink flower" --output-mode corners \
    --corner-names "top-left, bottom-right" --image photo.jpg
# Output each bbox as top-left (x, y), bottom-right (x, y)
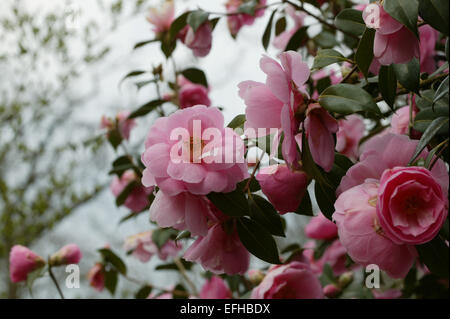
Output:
top-left (226, 0), bottom-right (267, 37)
top-left (88, 263), bottom-right (105, 292)
top-left (305, 212), bottom-right (337, 240)
top-left (336, 115), bottom-right (365, 161)
top-left (180, 23), bottom-right (213, 57)
top-left (9, 245), bottom-right (45, 283)
top-left (178, 76), bottom-right (211, 109)
top-left (50, 244), bottom-right (82, 266)
top-left (199, 276), bottom-right (232, 299)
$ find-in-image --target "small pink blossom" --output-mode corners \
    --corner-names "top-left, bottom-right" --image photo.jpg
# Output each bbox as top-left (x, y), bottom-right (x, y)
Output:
top-left (88, 263), bottom-right (105, 292)
top-left (110, 170), bottom-right (154, 213)
top-left (199, 276), bottom-right (232, 299)
top-left (180, 23), bottom-right (213, 57)
top-left (323, 284), bottom-right (340, 298)
top-left (100, 111), bottom-right (136, 140)
top-left (9, 245), bottom-right (45, 283)
top-left (305, 212), bottom-right (338, 240)
top-left (302, 240), bottom-right (350, 276)
top-left (226, 0), bottom-right (267, 37)
top-left (124, 231), bottom-right (181, 262)
top-left (419, 25), bottom-right (439, 74)
top-left (377, 166), bottom-right (448, 245)
top-left (146, 0), bottom-right (175, 34)
top-left (336, 115), bottom-right (365, 161)
top-left (389, 106), bottom-right (417, 135)
top-left (256, 164), bottom-right (309, 214)
top-left (178, 76), bottom-right (211, 109)
top-left (273, 4), bottom-right (305, 50)
top-left (50, 244), bottom-right (82, 266)
top-left (251, 262), bottom-right (324, 299)
top-left (333, 181), bottom-right (417, 278)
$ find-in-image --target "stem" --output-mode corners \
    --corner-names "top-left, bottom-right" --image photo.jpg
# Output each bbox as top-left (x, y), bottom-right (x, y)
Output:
top-left (341, 64), bottom-right (358, 83)
top-left (243, 151), bottom-right (265, 192)
top-left (429, 139), bottom-right (449, 170)
top-left (48, 266), bottom-right (65, 299)
top-left (174, 257), bottom-right (198, 296)
top-left (207, 1), bottom-right (284, 16)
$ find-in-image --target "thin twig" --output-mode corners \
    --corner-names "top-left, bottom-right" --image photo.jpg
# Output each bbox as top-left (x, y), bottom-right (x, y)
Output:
top-left (174, 257), bottom-right (198, 296)
top-left (48, 265), bottom-right (65, 299)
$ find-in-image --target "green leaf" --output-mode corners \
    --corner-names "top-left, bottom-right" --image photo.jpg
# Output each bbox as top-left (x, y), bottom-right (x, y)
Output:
top-left (294, 190), bottom-right (313, 216)
top-left (418, 0), bottom-right (449, 36)
top-left (384, 0), bottom-right (419, 37)
top-left (237, 178), bottom-right (261, 193)
top-left (181, 68), bottom-right (208, 87)
top-left (416, 236), bottom-right (449, 279)
top-left (107, 128), bottom-right (123, 150)
top-left (175, 230), bottom-right (191, 243)
top-left (393, 58), bottom-right (420, 93)
top-left (129, 99), bottom-right (166, 118)
top-left (248, 194), bottom-right (285, 237)
top-left (319, 84), bottom-right (381, 116)
top-left (169, 11), bottom-right (191, 41)
top-left (355, 28), bottom-right (375, 78)
top-left (312, 49), bottom-right (348, 70)
top-left (133, 39), bottom-right (158, 50)
top-left (104, 269), bottom-right (118, 295)
top-left (155, 260), bottom-right (193, 271)
top-left (98, 248), bottom-right (127, 275)
top-left (109, 155), bottom-right (138, 177)
top-left (120, 70), bottom-right (146, 84)
top-left (262, 10), bottom-right (276, 51)
top-left (378, 65), bottom-right (397, 109)
top-left (275, 17), bottom-right (286, 36)
top-left (238, 0), bottom-right (258, 15)
top-left (314, 180), bottom-right (336, 220)
top-left (414, 106), bottom-right (449, 133)
top-left (409, 116), bottom-right (449, 164)
top-left (227, 114), bottom-right (246, 129)
top-left (433, 76), bottom-right (449, 104)
top-left (152, 228), bottom-right (178, 249)
top-left (334, 9), bottom-right (366, 36)
top-left (236, 217), bottom-right (281, 264)
top-left (313, 30), bottom-right (338, 49)
top-left (187, 10), bottom-right (209, 32)
top-left (285, 26), bottom-right (308, 51)
top-left (161, 32), bottom-right (177, 58)
top-left (135, 285), bottom-right (152, 299)
top-left (115, 181), bottom-right (139, 207)
top-left (207, 189), bottom-right (249, 217)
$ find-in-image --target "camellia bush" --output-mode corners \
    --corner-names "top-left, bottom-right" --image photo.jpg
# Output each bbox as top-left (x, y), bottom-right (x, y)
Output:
top-left (8, 0), bottom-right (449, 299)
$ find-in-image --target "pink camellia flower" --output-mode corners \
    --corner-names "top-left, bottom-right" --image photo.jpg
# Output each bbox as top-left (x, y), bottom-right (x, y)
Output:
top-left (255, 164), bottom-right (309, 214)
top-left (251, 262), bottom-right (324, 299)
top-left (304, 103), bottom-right (339, 172)
top-left (178, 76), bottom-right (211, 109)
top-left (239, 51), bottom-right (310, 166)
top-left (273, 4), bottom-right (305, 50)
top-left (377, 166), bottom-right (448, 245)
top-left (199, 276), bottom-right (232, 299)
top-left (333, 181), bottom-right (417, 278)
top-left (179, 23), bottom-right (213, 57)
top-left (336, 115), bottom-right (365, 161)
top-left (389, 105), bottom-right (417, 135)
top-left (123, 231), bottom-right (181, 262)
top-left (49, 244), bottom-right (82, 266)
top-left (184, 219), bottom-right (250, 275)
top-left (323, 284), bottom-right (340, 298)
top-left (110, 170), bottom-right (154, 213)
top-left (100, 111), bottom-right (136, 140)
top-left (372, 289), bottom-right (402, 299)
top-left (146, 0), bottom-right (175, 34)
top-left (337, 133), bottom-right (448, 196)
top-left (88, 263), bottom-right (105, 292)
top-left (305, 212), bottom-right (337, 240)
top-left (9, 245), bottom-right (45, 283)
top-left (302, 240), bottom-right (350, 276)
top-left (141, 105), bottom-right (248, 196)
top-left (419, 25), bottom-right (439, 74)
top-left (226, 0), bottom-right (267, 37)
top-left (363, 4), bottom-right (419, 65)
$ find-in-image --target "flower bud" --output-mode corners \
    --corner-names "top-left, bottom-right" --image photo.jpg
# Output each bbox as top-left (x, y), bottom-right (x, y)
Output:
top-left (323, 284), bottom-right (341, 298)
top-left (338, 271), bottom-right (354, 288)
top-left (49, 244), bottom-right (82, 266)
top-left (9, 245), bottom-right (45, 283)
top-left (248, 269), bottom-right (265, 285)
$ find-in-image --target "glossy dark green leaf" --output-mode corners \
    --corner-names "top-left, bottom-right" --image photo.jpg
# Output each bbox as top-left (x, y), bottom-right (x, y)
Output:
top-left (275, 16), bottom-right (286, 36)
top-left (414, 105), bottom-right (449, 133)
top-left (334, 9), bottom-right (366, 36)
top-left (294, 190), bottom-right (313, 216)
top-left (378, 65), bottom-right (397, 109)
top-left (187, 10), bottom-right (209, 32)
top-left (285, 26), bottom-right (308, 51)
top-left (312, 49), bottom-right (348, 69)
top-left (135, 285), bottom-right (152, 299)
top-left (99, 248), bottom-right (127, 275)
top-left (133, 39), bottom-right (158, 50)
top-left (155, 260), bottom-right (193, 271)
top-left (169, 11), bottom-right (191, 41)
top-left (416, 236), bottom-right (449, 279)
top-left (207, 189), bottom-right (249, 217)
top-left (236, 217), bottom-right (280, 264)
top-left (109, 155), bottom-right (139, 177)
top-left (393, 58), bottom-right (420, 93)
top-left (152, 228), bottom-right (178, 249)
top-left (104, 269), bottom-right (118, 295)
top-left (227, 114), bottom-right (246, 129)
top-left (313, 30), bottom-right (338, 49)
top-left (262, 10), bottom-right (276, 51)
top-left (248, 194), bottom-right (285, 237)
top-left (319, 84), bottom-right (381, 116)
top-left (181, 68), bottom-right (208, 87)
top-left (129, 99), bottom-right (166, 118)
top-left (115, 181), bottom-right (139, 207)
top-left (355, 28), bottom-right (375, 78)
top-left (384, 0), bottom-right (419, 37)
top-left (433, 76), bottom-right (449, 104)
top-left (418, 0), bottom-right (449, 36)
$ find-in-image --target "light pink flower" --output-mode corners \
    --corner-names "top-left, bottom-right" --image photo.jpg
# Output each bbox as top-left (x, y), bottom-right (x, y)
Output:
top-left (184, 221), bottom-right (250, 275)
top-left (100, 111), bottom-right (136, 140)
top-left (333, 181), bottom-right (417, 278)
top-left (305, 212), bottom-right (338, 240)
top-left (226, 0), bottom-right (267, 37)
top-left (389, 105), bottom-right (417, 135)
top-left (178, 76), bottom-right (211, 109)
top-left (110, 170), bottom-right (154, 213)
top-left (50, 244), bottom-right (82, 266)
top-left (9, 245), bottom-right (45, 283)
top-left (419, 25), bottom-right (439, 74)
top-left (88, 263), bottom-right (105, 292)
top-left (304, 103), bottom-right (339, 172)
top-left (239, 51), bottom-right (310, 166)
top-left (251, 262), bottom-right (324, 299)
top-left (302, 240), bottom-right (350, 276)
top-left (199, 276), bottom-right (232, 299)
top-left (124, 231), bottom-right (181, 262)
top-left (336, 115), bottom-right (365, 161)
top-left (273, 4), bottom-right (305, 50)
top-left (141, 105), bottom-right (248, 196)
top-left (146, 0), bottom-right (175, 34)
top-left (377, 166), bottom-right (448, 245)
top-left (363, 4), bottom-right (419, 65)
top-left (337, 133), bottom-right (448, 196)
top-left (255, 164), bottom-right (309, 214)
top-left (180, 23), bottom-right (213, 57)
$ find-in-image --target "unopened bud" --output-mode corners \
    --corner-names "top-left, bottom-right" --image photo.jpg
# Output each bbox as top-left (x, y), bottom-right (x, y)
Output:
top-left (338, 271), bottom-right (354, 288)
top-left (49, 244), bottom-right (82, 266)
top-left (248, 269), bottom-right (265, 285)
top-left (323, 284), bottom-right (341, 298)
